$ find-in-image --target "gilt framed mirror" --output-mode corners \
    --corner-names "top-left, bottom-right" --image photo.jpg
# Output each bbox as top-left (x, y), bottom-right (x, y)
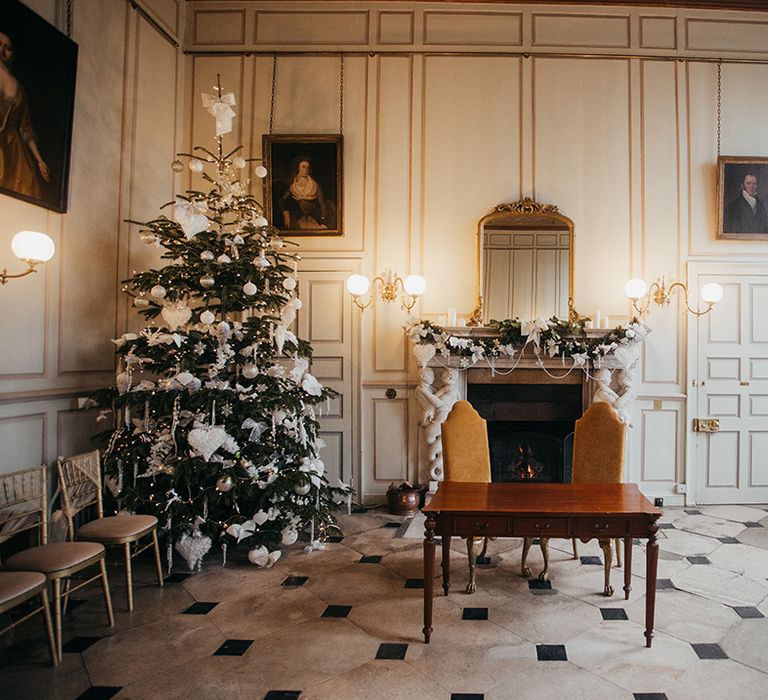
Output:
top-left (473, 198), bottom-right (574, 325)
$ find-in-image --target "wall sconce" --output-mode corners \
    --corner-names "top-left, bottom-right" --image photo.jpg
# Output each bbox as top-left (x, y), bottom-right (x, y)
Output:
top-left (625, 276), bottom-right (723, 317)
top-left (346, 270), bottom-right (426, 311)
top-left (1, 231), bottom-right (56, 286)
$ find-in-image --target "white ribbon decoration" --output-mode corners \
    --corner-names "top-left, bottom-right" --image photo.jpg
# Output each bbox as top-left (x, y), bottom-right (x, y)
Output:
top-left (174, 198), bottom-right (209, 239)
top-left (226, 520), bottom-right (256, 543)
top-left (200, 92), bottom-right (236, 136)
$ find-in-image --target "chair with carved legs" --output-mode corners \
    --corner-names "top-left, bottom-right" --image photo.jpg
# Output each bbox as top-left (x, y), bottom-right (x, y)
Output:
top-left (441, 401), bottom-right (546, 592)
top-left (57, 450), bottom-right (163, 612)
top-left (534, 401), bottom-right (627, 595)
top-left (0, 465), bottom-right (114, 662)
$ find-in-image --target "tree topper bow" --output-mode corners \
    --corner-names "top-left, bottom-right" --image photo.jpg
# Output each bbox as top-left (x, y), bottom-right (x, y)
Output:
top-left (200, 91), bottom-right (236, 136)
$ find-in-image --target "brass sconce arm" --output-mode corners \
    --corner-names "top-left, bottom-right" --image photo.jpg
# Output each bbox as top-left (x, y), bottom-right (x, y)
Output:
top-left (626, 276), bottom-right (722, 318)
top-left (347, 270), bottom-right (425, 312)
top-left (1, 259), bottom-right (41, 285)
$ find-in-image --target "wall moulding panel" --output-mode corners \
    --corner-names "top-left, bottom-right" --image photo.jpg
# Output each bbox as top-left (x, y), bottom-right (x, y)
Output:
top-left (186, 2), bottom-right (768, 59)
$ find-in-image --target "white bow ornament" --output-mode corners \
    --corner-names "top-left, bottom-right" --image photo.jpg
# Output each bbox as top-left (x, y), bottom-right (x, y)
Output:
top-left (200, 92), bottom-right (237, 136)
top-left (173, 198), bottom-right (209, 239)
top-left (226, 520), bottom-right (256, 543)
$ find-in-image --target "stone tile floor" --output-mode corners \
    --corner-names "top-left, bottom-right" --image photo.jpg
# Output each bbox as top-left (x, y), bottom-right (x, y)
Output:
top-left (2, 504), bottom-right (768, 699)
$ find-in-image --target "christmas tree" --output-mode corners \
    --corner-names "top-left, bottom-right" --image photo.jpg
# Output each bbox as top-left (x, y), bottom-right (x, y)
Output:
top-left (93, 80), bottom-right (346, 571)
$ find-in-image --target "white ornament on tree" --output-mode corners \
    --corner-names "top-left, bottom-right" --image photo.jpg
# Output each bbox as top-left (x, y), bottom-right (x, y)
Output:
top-left (150, 285), bottom-right (166, 299)
top-left (161, 301), bottom-right (192, 330)
top-left (247, 545), bottom-right (281, 568)
top-left (243, 281), bottom-right (257, 296)
top-left (189, 159), bottom-right (204, 173)
top-left (254, 165), bottom-right (267, 178)
top-left (200, 310), bottom-right (215, 325)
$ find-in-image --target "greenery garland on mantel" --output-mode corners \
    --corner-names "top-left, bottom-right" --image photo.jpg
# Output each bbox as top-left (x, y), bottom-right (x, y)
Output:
top-left (407, 316), bottom-right (650, 369)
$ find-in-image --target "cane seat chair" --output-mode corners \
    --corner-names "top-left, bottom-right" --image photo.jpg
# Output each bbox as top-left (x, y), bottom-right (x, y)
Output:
top-left (441, 401), bottom-right (544, 592)
top-left (0, 571), bottom-right (57, 665)
top-left (57, 450), bottom-right (163, 612)
top-left (538, 401), bottom-right (627, 595)
top-left (0, 465), bottom-right (114, 662)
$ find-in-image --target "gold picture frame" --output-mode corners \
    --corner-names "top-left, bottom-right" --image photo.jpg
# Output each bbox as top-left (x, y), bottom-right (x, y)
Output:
top-left (718, 155), bottom-right (768, 240)
top-left (262, 134), bottom-right (343, 237)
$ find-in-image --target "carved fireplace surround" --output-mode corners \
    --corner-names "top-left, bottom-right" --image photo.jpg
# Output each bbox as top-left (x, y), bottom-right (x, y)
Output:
top-left (412, 327), bottom-right (643, 487)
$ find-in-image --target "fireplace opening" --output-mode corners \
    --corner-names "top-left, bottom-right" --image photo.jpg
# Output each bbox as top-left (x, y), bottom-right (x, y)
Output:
top-left (467, 380), bottom-right (582, 483)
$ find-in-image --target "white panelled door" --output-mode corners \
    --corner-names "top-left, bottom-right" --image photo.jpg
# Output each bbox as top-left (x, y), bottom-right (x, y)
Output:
top-left (694, 270), bottom-right (768, 504)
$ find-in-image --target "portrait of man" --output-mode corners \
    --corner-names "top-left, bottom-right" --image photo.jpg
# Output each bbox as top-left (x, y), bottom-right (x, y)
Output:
top-left (718, 157), bottom-right (768, 240)
top-left (0, 0), bottom-right (78, 213)
top-left (263, 135), bottom-right (343, 237)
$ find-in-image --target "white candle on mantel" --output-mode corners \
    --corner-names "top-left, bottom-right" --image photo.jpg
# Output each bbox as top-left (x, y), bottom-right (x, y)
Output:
top-left (447, 308), bottom-right (457, 326)
top-left (594, 310), bottom-right (602, 327)
top-left (604, 316), bottom-right (611, 328)
top-left (585, 320), bottom-right (594, 329)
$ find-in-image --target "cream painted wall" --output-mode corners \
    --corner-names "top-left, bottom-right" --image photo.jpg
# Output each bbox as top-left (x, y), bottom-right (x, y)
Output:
top-left (0, 0), bottom-right (183, 473)
top-left (182, 2), bottom-right (768, 504)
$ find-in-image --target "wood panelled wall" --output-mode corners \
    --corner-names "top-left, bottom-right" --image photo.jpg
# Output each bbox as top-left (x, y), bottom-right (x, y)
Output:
top-left (185, 2), bottom-right (768, 504)
top-left (0, 0), bottom-right (183, 473)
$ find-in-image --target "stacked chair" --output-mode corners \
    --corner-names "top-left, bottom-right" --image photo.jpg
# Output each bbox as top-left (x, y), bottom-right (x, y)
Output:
top-left (0, 464), bottom-right (114, 662)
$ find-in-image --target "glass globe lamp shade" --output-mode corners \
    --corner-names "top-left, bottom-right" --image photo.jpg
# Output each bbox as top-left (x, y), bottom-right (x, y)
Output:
top-left (346, 274), bottom-right (370, 296)
top-left (625, 278), bottom-right (647, 300)
top-left (403, 274), bottom-right (427, 297)
top-left (701, 282), bottom-right (724, 304)
top-left (12, 231), bottom-right (55, 263)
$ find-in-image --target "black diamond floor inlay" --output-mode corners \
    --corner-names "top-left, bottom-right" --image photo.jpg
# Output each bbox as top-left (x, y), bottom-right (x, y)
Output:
top-left (281, 576), bottom-right (309, 587)
top-left (164, 573), bottom-right (191, 583)
top-left (475, 555), bottom-right (491, 565)
top-left (580, 555), bottom-right (603, 565)
top-left (405, 578), bottom-right (424, 589)
top-left (657, 578), bottom-right (676, 590)
top-left (383, 522), bottom-right (400, 528)
top-left (633, 694), bottom-right (668, 700)
top-left (658, 523), bottom-right (675, 529)
top-left (600, 608), bottom-right (629, 620)
top-left (733, 606), bottom-right (764, 619)
top-left (327, 535), bottom-right (344, 543)
top-left (214, 639), bottom-right (254, 656)
top-left (686, 556), bottom-right (711, 565)
top-left (536, 644), bottom-right (567, 661)
top-left (451, 695), bottom-right (484, 700)
top-left (684, 509), bottom-right (702, 515)
top-left (719, 537), bottom-right (740, 544)
top-left (462, 607), bottom-right (489, 620)
top-left (76, 687), bottom-right (123, 700)
top-left (359, 555), bottom-right (383, 564)
top-left (351, 506), bottom-right (368, 513)
top-left (183, 601), bottom-right (218, 615)
top-left (691, 643), bottom-right (728, 660)
top-left (744, 521), bottom-right (763, 528)
top-left (264, 692), bottom-right (302, 700)
top-left (375, 643), bottom-right (408, 660)
top-left (322, 605), bottom-right (352, 618)
top-left (62, 636), bottom-right (102, 653)
top-left (528, 579), bottom-right (552, 590)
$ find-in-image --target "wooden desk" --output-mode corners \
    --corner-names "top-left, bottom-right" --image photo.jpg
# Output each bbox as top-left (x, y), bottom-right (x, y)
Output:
top-left (422, 482), bottom-right (662, 647)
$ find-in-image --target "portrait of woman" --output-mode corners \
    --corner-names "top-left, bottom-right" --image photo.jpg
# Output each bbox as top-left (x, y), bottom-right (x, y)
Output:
top-left (0, 29), bottom-right (51, 201)
top-left (263, 135), bottom-right (343, 236)
top-left (0, 1), bottom-right (78, 212)
top-left (279, 156), bottom-right (328, 230)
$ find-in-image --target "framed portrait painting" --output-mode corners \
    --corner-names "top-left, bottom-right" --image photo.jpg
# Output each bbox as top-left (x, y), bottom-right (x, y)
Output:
top-left (718, 156), bottom-right (768, 240)
top-left (0, 0), bottom-right (78, 213)
top-left (263, 135), bottom-right (343, 236)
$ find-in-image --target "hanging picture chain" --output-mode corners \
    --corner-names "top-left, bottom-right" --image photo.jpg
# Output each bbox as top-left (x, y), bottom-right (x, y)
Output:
top-left (66, 0), bottom-right (73, 37)
top-left (269, 53), bottom-right (277, 135)
top-left (716, 59), bottom-right (722, 158)
top-left (339, 53), bottom-right (345, 135)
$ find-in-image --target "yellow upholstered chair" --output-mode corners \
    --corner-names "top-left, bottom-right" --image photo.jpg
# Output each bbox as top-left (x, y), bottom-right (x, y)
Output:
top-left (57, 450), bottom-right (163, 612)
top-left (442, 401), bottom-right (544, 591)
top-left (0, 465), bottom-right (114, 662)
top-left (538, 401), bottom-right (627, 595)
top-left (0, 571), bottom-right (57, 665)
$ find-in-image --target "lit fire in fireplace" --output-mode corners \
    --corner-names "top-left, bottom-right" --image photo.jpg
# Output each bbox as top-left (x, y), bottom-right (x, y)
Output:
top-left (509, 442), bottom-right (544, 481)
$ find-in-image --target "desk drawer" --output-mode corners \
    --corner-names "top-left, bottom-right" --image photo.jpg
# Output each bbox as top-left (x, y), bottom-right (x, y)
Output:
top-left (513, 517), bottom-right (570, 537)
top-left (452, 515), bottom-right (510, 536)
top-left (573, 518), bottom-right (628, 538)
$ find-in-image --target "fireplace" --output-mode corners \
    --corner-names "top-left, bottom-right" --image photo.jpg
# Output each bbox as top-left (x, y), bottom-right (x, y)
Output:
top-left (466, 370), bottom-right (583, 484)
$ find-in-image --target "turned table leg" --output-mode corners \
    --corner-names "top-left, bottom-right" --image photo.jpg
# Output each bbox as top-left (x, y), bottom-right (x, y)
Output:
top-left (623, 537), bottom-right (632, 600)
top-left (423, 514), bottom-right (436, 643)
top-left (442, 534), bottom-right (451, 595)
top-left (645, 526), bottom-right (659, 648)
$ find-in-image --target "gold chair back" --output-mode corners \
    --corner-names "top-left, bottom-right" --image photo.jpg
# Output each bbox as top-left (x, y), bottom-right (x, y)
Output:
top-left (0, 465), bottom-right (47, 547)
top-left (441, 400), bottom-right (491, 483)
top-left (572, 401), bottom-right (626, 483)
top-left (56, 451), bottom-right (104, 540)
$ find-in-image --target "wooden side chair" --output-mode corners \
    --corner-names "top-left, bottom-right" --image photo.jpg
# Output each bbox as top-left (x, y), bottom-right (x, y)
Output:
top-left (441, 400), bottom-right (544, 592)
top-left (537, 401), bottom-right (627, 595)
top-left (57, 450), bottom-right (163, 612)
top-left (0, 465), bottom-right (114, 662)
top-left (0, 571), bottom-right (57, 665)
